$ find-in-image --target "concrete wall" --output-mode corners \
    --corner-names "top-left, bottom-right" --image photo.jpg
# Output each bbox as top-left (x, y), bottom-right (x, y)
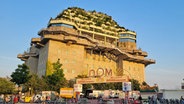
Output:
top-left (41, 39), bottom-right (146, 83)
top-left (25, 46), bottom-right (39, 74)
top-left (84, 50), bottom-right (117, 77)
top-left (160, 89), bottom-right (184, 99)
top-left (47, 40), bottom-right (85, 79)
top-left (37, 42), bottom-right (49, 77)
top-left (123, 60), bottom-right (145, 83)
top-left (25, 56), bottom-right (38, 74)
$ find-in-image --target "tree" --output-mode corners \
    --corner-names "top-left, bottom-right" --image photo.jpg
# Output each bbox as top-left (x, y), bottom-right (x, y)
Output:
top-left (68, 79), bottom-right (76, 88)
top-left (24, 74), bottom-right (47, 94)
top-left (142, 81), bottom-right (148, 86)
top-left (93, 83), bottom-right (115, 90)
top-left (82, 84), bottom-right (92, 94)
top-left (130, 79), bottom-right (141, 91)
top-left (10, 64), bottom-right (31, 87)
top-left (45, 59), bottom-right (67, 92)
top-left (93, 82), bottom-right (123, 90)
top-left (0, 77), bottom-right (15, 94)
top-left (113, 82), bottom-right (122, 90)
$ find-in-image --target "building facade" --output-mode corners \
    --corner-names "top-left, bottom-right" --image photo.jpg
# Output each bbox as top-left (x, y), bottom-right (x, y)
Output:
top-left (18, 7), bottom-right (155, 83)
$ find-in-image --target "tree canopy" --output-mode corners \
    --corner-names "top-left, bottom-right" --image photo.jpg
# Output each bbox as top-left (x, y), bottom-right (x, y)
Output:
top-left (0, 77), bottom-right (15, 94)
top-left (23, 74), bottom-right (47, 94)
top-left (10, 64), bottom-right (31, 86)
top-left (44, 59), bottom-right (67, 92)
top-left (130, 79), bottom-right (141, 91)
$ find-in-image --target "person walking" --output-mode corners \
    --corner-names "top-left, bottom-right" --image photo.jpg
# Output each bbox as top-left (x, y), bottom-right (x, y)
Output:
top-left (180, 96), bottom-right (184, 104)
top-left (138, 94), bottom-right (143, 104)
top-left (13, 95), bottom-right (18, 104)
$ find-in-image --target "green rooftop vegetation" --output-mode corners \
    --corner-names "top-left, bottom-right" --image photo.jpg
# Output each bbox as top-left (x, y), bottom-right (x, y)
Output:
top-left (47, 7), bottom-right (136, 38)
top-left (56, 7), bottom-right (127, 32)
top-left (57, 7), bottom-right (120, 26)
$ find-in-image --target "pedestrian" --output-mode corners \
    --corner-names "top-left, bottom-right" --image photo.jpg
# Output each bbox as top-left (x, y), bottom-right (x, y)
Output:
top-left (71, 97), bottom-right (75, 103)
top-left (138, 94), bottom-right (143, 104)
top-left (46, 96), bottom-right (50, 101)
top-left (13, 95), bottom-right (18, 104)
top-left (5, 96), bottom-right (10, 103)
top-left (148, 96), bottom-right (151, 104)
top-left (153, 95), bottom-right (157, 104)
top-left (180, 96), bottom-right (184, 104)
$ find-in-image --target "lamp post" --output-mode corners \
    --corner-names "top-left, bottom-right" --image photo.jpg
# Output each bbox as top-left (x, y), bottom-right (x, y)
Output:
top-left (29, 87), bottom-right (31, 96)
top-left (18, 86), bottom-right (22, 95)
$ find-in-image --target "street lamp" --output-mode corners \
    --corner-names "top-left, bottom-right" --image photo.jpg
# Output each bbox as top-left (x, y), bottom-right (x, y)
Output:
top-left (18, 86), bottom-right (22, 95)
top-left (29, 87), bottom-right (31, 96)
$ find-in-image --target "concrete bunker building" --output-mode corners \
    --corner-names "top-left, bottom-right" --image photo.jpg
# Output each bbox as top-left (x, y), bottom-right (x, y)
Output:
top-left (18, 7), bottom-right (155, 84)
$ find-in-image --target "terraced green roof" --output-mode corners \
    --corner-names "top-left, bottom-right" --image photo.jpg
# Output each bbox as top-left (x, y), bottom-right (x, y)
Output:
top-left (56, 7), bottom-right (125, 31)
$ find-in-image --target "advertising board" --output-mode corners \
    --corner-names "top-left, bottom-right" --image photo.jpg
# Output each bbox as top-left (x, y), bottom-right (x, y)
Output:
top-left (74, 84), bottom-right (82, 92)
top-left (60, 88), bottom-right (74, 98)
top-left (122, 82), bottom-right (132, 91)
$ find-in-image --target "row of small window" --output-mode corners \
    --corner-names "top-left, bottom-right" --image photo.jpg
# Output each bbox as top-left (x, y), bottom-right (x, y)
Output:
top-left (119, 34), bottom-right (136, 38)
top-left (50, 23), bottom-right (74, 28)
top-left (119, 38), bottom-right (136, 43)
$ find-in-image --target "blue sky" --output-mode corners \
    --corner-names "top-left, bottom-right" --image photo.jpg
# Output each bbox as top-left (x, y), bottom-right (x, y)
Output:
top-left (0, 0), bottom-right (184, 89)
